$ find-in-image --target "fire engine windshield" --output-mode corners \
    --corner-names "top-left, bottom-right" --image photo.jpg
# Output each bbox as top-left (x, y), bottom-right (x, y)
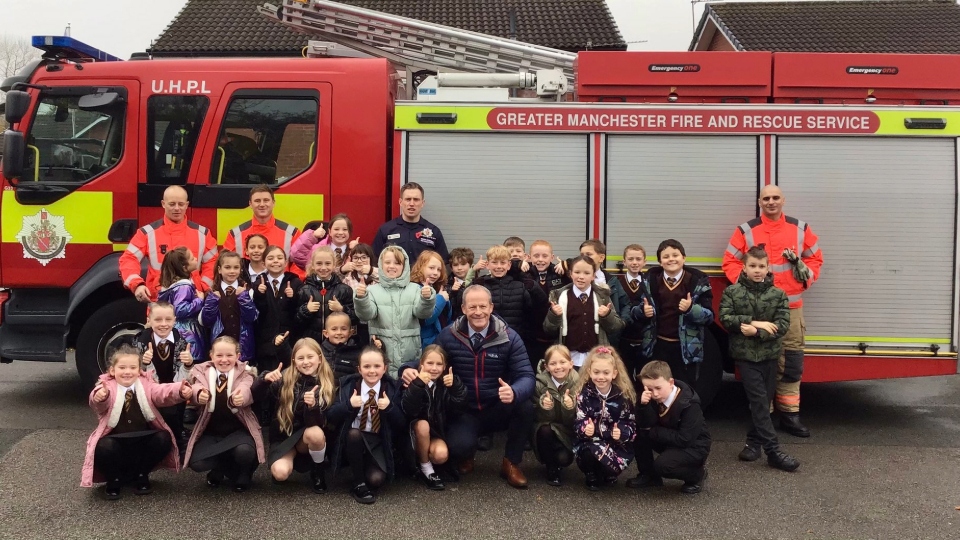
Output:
top-left (22, 89), bottom-right (125, 184)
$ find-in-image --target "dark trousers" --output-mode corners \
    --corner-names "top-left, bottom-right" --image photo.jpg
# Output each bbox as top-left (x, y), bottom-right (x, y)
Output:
top-left (634, 433), bottom-right (706, 484)
top-left (620, 341), bottom-right (645, 383)
top-left (159, 403), bottom-right (185, 444)
top-left (94, 431), bottom-right (172, 482)
top-left (576, 449), bottom-right (615, 478)
top-left (447, 400), bottom-right (534, 465)
top-left (737, 358), bottom-right (780, 453)
top-left (188, 444), bottom-right (259, 485)
top-left (526, 339), bottom-right (552, 371)
top-left (535, 425), bottom-right (573, 469)
top-left (653, 339), bottom-right (699, 388)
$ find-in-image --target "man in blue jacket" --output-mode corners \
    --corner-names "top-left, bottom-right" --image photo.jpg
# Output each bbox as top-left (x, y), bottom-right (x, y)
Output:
top-left (401, 285), bottom-right (535, 488)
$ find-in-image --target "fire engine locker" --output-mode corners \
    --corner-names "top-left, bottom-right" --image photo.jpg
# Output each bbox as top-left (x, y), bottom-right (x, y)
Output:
top-left (405, 132), bottom-right (589, 253)
top-left (776, 136), bottom-right (957, 347)
top-left (605, 135), bottom-right (759, 265)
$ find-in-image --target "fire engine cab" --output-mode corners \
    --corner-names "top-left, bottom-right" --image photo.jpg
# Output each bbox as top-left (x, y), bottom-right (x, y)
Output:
top-left (1, 1), bottom-right (958, 403)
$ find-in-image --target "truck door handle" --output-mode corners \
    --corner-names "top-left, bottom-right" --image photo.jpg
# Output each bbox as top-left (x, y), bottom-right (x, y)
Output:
top-left (108, 219), bottom-right (138, 243)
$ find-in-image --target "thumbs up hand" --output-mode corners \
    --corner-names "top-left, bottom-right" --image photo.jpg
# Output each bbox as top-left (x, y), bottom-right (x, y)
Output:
top-left (349, 389), bottom-right (363, 408)
top-left (474, 257), bottom-right (487, 271)
top-left (421, 284), bottom-right (432, 299)
top-left (612, 423), bottom-right (622, 441)
top-left (179, 380), bottom-right (192, 400)
top-left (356, 276), bottom-right (367, 298)
top-left (562, 389), bottom-right (574, 409)
top-left (376, 390), bottom-right (390, 410)
top-left (313, 223), bottom-right (327, 240)
top-left (553, 257), bottom-right (564, 275)
top-left (179, 346), bottom-right (194, 367)
top-left (550, 301), bottom-right (563, 316)
top-left (598, 302), bottom-right (612, 317)
top-left (258, 275), bottom-right (267, 294)
top-left (498, 377), bottom-right (514, 404)
top-left (584, 417), bottom-right (595, 437)
top-left (142, 342), bottom-right (154, 365)
top-left (541, 392), bottom-right (555, 411)
top-left (443, 368), bottom-right (454, 388)
top-left (230, 389), bottom-right (245, 407)
top-left (329, 297), bottom-right (344, 312)
top-left (418, 370), bottom-right (431, 384)
top-left (274, 331), bottom-right (290, 346)
top-left (349, 237), bottom-right (360, 250)
top-left (307, 298), bottom-right (321, 313)
top-left (265, 363), bottom-right (284, 383)
top-left (285, 282), bottom-right (294, 298)
top-left (93, 384), bottom-right (109, 403)
top-left (340, 260), bottom-right (356, 273)
top-left (197, 388), bottom-right (211, 405)
top-left (304, 385), bottom-right (319, 407)
top-left (642, 297), bottom-right (654, 318)
top-left (679, 293), bottom-right (692, 313)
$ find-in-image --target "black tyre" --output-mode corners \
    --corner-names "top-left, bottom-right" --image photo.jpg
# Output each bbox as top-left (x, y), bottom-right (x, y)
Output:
top-left (75, 297), bottom-right (146, 390)
top-left (695, 328), bottom-right (724, 410)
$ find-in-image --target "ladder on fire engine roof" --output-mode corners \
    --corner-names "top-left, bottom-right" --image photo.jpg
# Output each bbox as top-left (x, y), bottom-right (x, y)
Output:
top-left (257, 0), bottom-right (577, 82)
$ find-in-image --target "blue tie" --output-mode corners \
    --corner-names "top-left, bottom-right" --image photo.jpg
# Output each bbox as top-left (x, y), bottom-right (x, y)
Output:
top-left (471, 333), bottom-right (483, 349)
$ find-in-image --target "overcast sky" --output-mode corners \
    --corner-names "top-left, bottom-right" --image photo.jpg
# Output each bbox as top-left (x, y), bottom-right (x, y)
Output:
top-left (0, 0), bottom-right (710, 58)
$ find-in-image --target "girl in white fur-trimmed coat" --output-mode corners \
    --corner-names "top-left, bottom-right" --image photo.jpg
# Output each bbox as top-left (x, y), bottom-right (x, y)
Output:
top-left (184, 336), bottom-right (265, 492)
top-left (81, 344), bottom-right (191, 500)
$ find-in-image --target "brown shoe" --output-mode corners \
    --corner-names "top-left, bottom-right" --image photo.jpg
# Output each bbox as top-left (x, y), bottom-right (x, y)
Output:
top-left (457, 458), bottom-right (475, 475)
top-left (500, 458), bottom-right (528, 489)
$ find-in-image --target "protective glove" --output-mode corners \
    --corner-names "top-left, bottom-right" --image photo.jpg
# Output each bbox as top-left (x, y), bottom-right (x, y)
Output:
top-left (782, 248), bottom-right (812, 288)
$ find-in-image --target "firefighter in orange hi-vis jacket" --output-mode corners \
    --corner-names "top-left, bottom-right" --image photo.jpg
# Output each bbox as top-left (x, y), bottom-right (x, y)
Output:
top-left (119, 185), bottom-right (218, 303)
top-left (221, 184), bottom-right (303, 278)
top-left (722, 185), bottom-right (824, 439)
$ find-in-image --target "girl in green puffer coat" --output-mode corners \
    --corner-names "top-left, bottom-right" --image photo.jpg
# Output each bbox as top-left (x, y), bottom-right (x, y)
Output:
top-left (532, 345), bottom-right (580, 487)
top-left (354, 246), bottom-right (436, 378)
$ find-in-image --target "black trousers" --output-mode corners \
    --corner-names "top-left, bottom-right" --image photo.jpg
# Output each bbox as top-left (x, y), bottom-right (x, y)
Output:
top-left (526, 339), bottom-right (552, 371)
top-left (619, 341), bottom-right (645, 383)
top-left (653, 339), bottom-right (699, 388)
top-left (634, 433), bottom-right (706, 484)
top-left (737, 358), bottom-right (780, 453)
top-left (535, 425), bottom-right (573, 469)
top-left (447, 400), bottom-right (534, 465)
top-left (94, 431), bottom-right (171, 482)
top-left (159, 403), bottom-right (185, 443)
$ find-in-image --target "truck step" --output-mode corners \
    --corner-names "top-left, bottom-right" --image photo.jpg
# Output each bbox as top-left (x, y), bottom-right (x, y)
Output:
top-left (2, 289), bottom-right (68, 325)
top-left (0, 325), bottom-right (67, 362)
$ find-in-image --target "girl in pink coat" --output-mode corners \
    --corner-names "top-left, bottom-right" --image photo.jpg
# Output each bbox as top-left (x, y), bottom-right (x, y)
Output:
top-left (82, 343), bottom-right (191, 500)
top-left (290, 213), bottom-right (359, 272)
top-left (184, 336), bottom-right (265, 492)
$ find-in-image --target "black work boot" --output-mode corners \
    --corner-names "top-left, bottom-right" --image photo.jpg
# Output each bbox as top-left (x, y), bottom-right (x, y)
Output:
top-left (738, 443), bottom-right (762, 462)
top-left (779, 412), bottom-right (811, 438)
top-left (767, 450), bottom-right (801, 472)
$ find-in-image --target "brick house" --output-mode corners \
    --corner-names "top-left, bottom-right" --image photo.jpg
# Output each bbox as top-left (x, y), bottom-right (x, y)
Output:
top-left (690, 0), bottom-right (960, 52)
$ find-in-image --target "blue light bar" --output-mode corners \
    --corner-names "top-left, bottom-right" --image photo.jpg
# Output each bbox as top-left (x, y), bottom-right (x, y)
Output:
top-left (31, 35), bottom-right (122, 62)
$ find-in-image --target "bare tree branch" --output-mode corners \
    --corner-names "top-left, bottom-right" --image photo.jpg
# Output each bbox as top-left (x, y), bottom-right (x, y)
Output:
top-left (1, 34), bottom-right (39, 103)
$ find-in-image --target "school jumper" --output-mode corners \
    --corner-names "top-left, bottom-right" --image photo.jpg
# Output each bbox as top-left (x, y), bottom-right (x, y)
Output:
top-left (252, 272), bottom-right (303, 372)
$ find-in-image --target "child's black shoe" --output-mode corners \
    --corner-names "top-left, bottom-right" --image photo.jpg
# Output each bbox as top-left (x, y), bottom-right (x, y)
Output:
top-left (417, 470), bottom-right (445, 491)
top-left (738, 443), bottom-right (762, 462)
top-left (311, 463), bottom-right (327, 494)
top-left (546, 466), bottom-right (562, 487)
top-left (680, 468), bottom-right (707, 495)
top-left (767, 451), bottom-right (800, 472)
top-left (352, 482), bottom-right (376, 504)
top-left (626, 473), bottom-right (663, 489)
top-left (104, 479), bottom-right (122, 501)
top-left (206, 469), bottom-right (224, 488)
top-left (133, 474), bottom-right (153, 495)
top-left (584, 472), bottom-right (600, 491)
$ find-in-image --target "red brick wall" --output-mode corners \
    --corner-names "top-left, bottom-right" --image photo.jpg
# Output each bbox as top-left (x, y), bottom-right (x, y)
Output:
top-left (276, 124), bottom-right (316, 180)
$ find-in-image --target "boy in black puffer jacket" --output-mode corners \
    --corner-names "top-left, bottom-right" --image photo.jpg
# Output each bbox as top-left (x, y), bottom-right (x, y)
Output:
top-left (472, 245), bottom-right (546, 344)
top-left (319, 312), bottom-right (363, 385)
top-left (719, 246), bottom-right (799, 472)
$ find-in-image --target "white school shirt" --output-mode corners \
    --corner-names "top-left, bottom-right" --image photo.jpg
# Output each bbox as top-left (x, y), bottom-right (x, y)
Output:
top-left (662, 385), bottom-right (680, 410)
top-left (570, 285), bottom-right (593, 367)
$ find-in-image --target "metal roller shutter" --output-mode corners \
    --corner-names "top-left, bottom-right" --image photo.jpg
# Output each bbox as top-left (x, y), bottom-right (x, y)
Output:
top-left (406, 132), bottom-right (588, 254)
top-left (777, 136), bottom-right (956, 347)
top-left (606, 135), bottom-right (758, 266)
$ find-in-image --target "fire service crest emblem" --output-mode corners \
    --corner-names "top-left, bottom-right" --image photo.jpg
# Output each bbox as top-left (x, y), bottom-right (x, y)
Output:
top-left (17, 209), bottom-right (72, 266)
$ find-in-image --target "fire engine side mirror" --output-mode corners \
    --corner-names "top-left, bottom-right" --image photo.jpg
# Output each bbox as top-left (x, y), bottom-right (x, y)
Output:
top-left (4, 90), bottom-right (31, 124)
top-left (2, 130), bottom-right (25, 181)
top-left (78, 91), bottom-right (121, 111)
top-left (108, 219), bottom-right (138, 243)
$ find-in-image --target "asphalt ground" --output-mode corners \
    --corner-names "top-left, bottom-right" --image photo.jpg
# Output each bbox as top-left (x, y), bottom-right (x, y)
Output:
top-left (0, 357), bottom-right (958, 540)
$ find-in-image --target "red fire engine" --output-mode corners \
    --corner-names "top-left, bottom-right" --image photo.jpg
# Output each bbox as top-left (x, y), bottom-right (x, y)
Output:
top-left (1, 1), bottom-right (957, 405)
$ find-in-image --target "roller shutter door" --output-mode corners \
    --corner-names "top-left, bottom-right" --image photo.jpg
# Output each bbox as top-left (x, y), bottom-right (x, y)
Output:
top-left (777, 137), bottom-right (956, 346)
top-left (606, 136), bottom-right (758, 266)
top-left (406, 132), bottom-right (588, 253)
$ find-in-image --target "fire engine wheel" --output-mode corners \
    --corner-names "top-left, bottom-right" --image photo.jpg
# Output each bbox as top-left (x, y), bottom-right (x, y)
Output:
top-left (694, 328), bottom-right (724, 410)
top-left (75, 297), bottom-right (146, 390)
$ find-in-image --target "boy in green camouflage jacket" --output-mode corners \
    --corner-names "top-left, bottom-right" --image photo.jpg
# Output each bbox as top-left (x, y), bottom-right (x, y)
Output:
top-left (719, 246), bottom-right (799, 472)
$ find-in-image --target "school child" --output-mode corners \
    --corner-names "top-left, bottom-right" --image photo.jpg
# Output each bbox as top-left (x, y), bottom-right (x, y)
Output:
top-left (627, 239), bottom-right (714, 387)
top-left (157, 246), bottom-right (206, 365)
top-left (252, 245), bottom-right (303, 373)
top-left (410, 250), bottom-right (451, 347)
top-left (630, 360), bottom-right (711, 494)
top-left (503, 236), bottom-right (527, 262)
top-left (297, 245), bottom-right (356, 346)
top-left (615, 244), bottom-right (652, 379)
top-left (82, 344), bottom-right (191, 499)
top-left (719, 246), bottom-right (799, 471)
top-left (320, 311), bottom-right (363, 382)
top-left (340, 243), bottom-right (379, 344)
top-left (577, 239), bottom-right (627, 321)
top-left (527, 239), bottom-right (571, 365)
top-left (354, 245), bottom-right (436, 378)
top-left (544, 255), bottom-right (625, 370)
top-left (446, 247), bottom-right (475, 323)
top-left (200, 251), bottom-right (258, 364)
top-left (329, 347), bottom-right (406, 504)
top-left (532, 345), bottom-right (579, 486)
top-left (290, 213), bottom-right (359, 271)
top-left (242, 233), bottom-right (269, 285)
top-left (472, 245), bottom-right (545, 338)
top-left (253, 338), bottom-right (337, 493)
top-left (184, 336), bottom-right (265, 492)
top-left (135, 301), bottom-right (193, 447)
top-left (573, 346), bottom-right (637, 491)
top-left (401, 345), bottom-right (467, 491)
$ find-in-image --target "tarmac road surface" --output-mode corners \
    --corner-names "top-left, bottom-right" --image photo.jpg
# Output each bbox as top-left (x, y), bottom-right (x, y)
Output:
top-left (0, 356), bottom-right (958, 540)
